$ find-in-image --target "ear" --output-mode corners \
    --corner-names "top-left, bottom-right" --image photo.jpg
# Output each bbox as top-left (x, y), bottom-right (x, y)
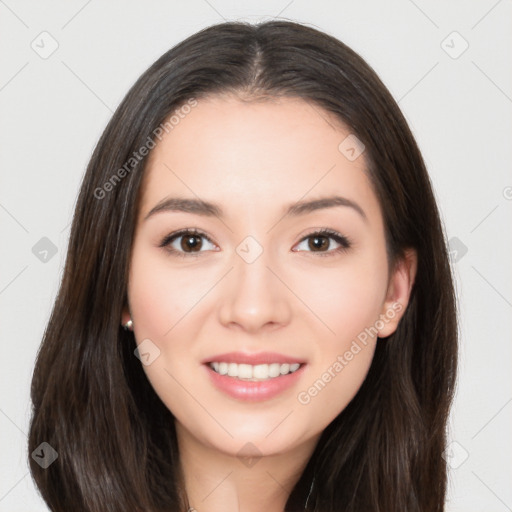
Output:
top-left (377, 248), bottom-right (417, 338)
top-left (121, 302), bottom-right (132, 327)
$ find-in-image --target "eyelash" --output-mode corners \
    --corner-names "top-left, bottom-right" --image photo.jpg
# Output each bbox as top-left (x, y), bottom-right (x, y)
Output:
top-left (158, 227), bottom-right (352, 258)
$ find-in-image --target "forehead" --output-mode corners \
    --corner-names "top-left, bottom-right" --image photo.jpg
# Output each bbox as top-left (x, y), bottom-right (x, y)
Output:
top-left (139, 95), bottom-right (380, 224)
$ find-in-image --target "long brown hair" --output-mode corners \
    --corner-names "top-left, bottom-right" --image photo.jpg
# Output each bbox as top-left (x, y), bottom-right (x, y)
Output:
top-left (28, 20), bottom-right (457, 511)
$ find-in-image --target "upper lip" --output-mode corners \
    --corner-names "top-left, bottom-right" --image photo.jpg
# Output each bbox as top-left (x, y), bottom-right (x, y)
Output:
top-left (202, 351), bottom-right (306, 365)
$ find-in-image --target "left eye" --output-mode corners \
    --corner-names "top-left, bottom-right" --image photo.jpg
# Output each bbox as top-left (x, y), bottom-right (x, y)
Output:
top-left (293, 229), bottom-right (351, 256)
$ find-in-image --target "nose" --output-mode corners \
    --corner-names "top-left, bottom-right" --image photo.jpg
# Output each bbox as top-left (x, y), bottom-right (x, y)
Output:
top-left (217, 246), bottom-right (292, 333)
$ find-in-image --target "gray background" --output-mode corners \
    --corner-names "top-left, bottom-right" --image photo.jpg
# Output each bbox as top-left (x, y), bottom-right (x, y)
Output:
top-left (1, 1), bottom-right (511, 510)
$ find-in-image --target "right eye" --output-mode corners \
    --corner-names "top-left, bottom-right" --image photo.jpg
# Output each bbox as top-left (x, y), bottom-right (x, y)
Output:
top-left (159, 229), bottom-right (218, 258)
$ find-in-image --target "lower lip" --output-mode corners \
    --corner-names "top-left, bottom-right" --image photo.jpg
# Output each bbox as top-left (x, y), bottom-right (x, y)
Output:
top-left (204, 364), bottom-right (306, 402)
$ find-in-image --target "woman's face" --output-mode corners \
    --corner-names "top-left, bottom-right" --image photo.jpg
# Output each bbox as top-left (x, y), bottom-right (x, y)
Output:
top-left (125, 95), bottom-right (414, 458)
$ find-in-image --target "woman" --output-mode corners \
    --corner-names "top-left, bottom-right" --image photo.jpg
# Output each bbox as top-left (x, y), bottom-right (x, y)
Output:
top-left (28, 20), bottom-right (457, 512)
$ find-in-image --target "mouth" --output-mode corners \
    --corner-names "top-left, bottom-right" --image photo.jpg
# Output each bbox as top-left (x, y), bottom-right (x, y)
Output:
top-left (208, 361), bottom-right (302, 381)
top-left (202, 352), bottom-right (307, 402)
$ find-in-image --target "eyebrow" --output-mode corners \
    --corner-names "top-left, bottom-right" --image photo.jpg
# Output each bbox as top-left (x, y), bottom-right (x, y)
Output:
top-left (144, 195), bottom-right (367, 222)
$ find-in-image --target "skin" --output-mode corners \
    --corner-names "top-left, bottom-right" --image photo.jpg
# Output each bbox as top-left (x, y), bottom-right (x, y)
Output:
top-left (123, 94), bottom-right (417, 512)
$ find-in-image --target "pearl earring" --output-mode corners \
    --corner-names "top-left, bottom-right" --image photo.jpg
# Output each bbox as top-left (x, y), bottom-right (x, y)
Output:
top-left (123, 319), bottom-right (133, 331)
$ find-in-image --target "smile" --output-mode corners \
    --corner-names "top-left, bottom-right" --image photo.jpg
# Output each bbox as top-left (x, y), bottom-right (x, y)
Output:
top-left (209, 362), bottom-right (301, 381)
top-left (203, 352), bottom-right (307, 401)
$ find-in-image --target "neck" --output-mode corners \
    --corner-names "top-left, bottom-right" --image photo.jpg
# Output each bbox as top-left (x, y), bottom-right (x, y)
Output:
top-left (176, 423), bottom-right (318, 512)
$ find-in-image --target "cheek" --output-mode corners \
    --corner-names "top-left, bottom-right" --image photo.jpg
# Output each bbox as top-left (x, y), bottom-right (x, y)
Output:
top-left (297, 255), bottom-right (388, 343)
top-left (127, 250), bottom-right (208, 418)
top-left (291, 255), bottom-right (387, 423)
top-left (296, 339), bottom-right (376, 437)
top-left (126, 248), bottom-right (200, 371)
top-left (293, 285), bottom-right (380, 433)
top-left (128, 248), bottom-right (208, 338)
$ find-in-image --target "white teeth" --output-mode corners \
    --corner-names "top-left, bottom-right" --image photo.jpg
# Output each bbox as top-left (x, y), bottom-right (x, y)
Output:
top-left (228, 363), bottom-right (238, 377)
top-left (238, 364), bottom-right (253, 379)
top-left (253, 364), bottom-right (269, 379)
top-left (209, 361), bottom-right (302, 381)
top-left (268, 363), bottom-right (281, 378)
